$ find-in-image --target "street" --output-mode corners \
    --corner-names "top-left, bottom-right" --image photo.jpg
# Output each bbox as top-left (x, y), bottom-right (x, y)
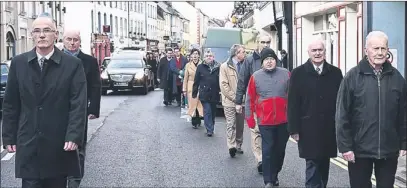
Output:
top-left (0, 89), bottom-right (402, 187)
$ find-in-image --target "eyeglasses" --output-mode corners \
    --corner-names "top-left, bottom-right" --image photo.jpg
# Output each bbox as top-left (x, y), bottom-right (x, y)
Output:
top-left (260, 41), bottom-right (271, 44)
top-left (32, 28), bottom-right (56, 35)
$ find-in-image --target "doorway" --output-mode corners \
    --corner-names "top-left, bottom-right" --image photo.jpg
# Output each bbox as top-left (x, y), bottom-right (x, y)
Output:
top-left (6, 31), bottom-right (15, 60)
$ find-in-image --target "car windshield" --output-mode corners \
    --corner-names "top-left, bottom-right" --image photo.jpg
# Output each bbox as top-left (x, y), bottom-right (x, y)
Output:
top-left (107, 59), bottom-right (144, 68)
top-left (1, 64), bottom-right (9, 75)
top-left (102, 59), bottom-right (111, 67)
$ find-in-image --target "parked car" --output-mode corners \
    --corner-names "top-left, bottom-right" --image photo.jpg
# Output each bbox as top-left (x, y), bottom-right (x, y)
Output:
top-left (100, 53), bottom-right (155, 95)
top-left (101, 56), bottom-right (111, 71)
top-left (0, 62), bottom-right (10, 118)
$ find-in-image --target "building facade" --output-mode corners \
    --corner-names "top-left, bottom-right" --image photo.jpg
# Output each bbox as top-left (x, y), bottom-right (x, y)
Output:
top-left (197, 8), bottom-right (210, 47)
top-left (1, 1), bottom-right (65, 62)
top-left (171, 2), bottom-right (197, 47)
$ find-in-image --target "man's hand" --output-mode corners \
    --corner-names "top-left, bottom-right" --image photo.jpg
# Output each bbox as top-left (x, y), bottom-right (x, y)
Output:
top-left (236, 105), bottom-right (243, 113)
top-left (400, 150), bottom-right (406, 157)
top-left (157, 79), bottom-right (160, 82)
top-left (183, 91), bottom-right (187, 96)
top-left (342, 151), bottom-right (355, 163)
top-left (64, 141), bottom-right (78, 151)
top-left (88, 114), bottom-right (97, 119)
top-left (6, 145), bottom-right (16, 153)
top-left (291, 134), bottom-right (299, 142)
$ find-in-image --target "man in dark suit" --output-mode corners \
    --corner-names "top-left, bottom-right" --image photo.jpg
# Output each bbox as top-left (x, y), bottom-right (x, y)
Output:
top-left (62, 29), bottom-right (102, 188)
top-left (169, 47), bottom-right (188, 106)
top-left (157, 48), bottom-right (174, 106)
top-left (287, 39), bottom-right (343, 188)
top-left (2, 13), bottom-right (87, 188)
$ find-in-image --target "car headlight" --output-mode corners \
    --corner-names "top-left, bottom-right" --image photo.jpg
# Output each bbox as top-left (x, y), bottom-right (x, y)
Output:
top-left (134, 73), bottom-right (144, 79)
top-left (101, 71), bottom-right (108, 79)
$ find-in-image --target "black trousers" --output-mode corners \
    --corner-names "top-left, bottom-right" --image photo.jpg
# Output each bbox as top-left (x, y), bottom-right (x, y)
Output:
top-left (348, 157), bottom-right (398, 188)
top-left (163, 88), bottom-right (173, 103)
top-left (175, 85), bottom-right (182, 103)
top-left (22, 177), bottom-right (67, 188)
top-left (67, 117), bottom-right (88, 188)
top-left (258, 123), bottom-right (289, 184)
top-left (305, 158), bottom-right (330, 188)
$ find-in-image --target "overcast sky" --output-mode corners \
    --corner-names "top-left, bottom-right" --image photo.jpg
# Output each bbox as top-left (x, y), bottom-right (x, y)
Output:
top-left (195, 2), bottom-right (234, 20)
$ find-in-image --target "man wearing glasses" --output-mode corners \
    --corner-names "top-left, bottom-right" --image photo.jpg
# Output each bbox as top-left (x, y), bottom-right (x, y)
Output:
top-left (235, 33), bottom-right (280, 174)
top-left (1, 13), bottom-right (87, 187)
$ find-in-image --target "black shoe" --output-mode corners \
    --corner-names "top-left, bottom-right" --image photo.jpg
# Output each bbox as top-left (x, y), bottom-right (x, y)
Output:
top-left (272, 179), bottom-right (279, 186)
top-left (207, 132), bottom-right (213, 137)
top-left (163, 101), bottom-right (169, 106)
top-left (257, 161), bottom-right (263, 174)
top-left (192, 124), bottom-right (198, 129)
top-left (236, 148), bottom-right (244, 154)
top-left (229, 148), bottom-right (237, 158)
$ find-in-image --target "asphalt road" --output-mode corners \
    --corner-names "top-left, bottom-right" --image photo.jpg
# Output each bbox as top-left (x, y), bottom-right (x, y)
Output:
top-left (2, 89), bottom-right (402, 187)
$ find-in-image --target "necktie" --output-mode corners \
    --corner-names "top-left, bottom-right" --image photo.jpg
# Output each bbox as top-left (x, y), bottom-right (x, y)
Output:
top-left (39, 57), bottom-right (45, 71)
top-left (316, 67), bottom-right (321, 74)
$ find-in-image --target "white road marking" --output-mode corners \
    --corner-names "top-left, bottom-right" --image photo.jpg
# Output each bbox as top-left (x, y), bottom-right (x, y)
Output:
top-left (1, 146), bottom-right (4, 153)
top-left (1, 152), bottom-right (15, 161)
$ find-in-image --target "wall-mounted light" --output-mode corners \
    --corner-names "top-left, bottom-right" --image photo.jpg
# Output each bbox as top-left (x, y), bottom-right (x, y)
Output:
top-left (62, 7), bottom-right (66, 13)
top-left (56, 3), bottom-right (60, 11)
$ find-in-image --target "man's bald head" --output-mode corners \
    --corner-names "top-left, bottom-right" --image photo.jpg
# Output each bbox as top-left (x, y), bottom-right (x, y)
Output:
top-left (31, 13), bottom-right (58, 50)
top-left (307, 38), bottom-right (326, 64)
top-left (32, 15), bottom-right (56, 31)
top-left (63, 28), bottom-right (81, 52)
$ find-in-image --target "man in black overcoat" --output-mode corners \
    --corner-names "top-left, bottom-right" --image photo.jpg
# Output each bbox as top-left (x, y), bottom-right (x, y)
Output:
top-left (1, 14), bottom-right (87, 188)
top-left (62, 28), bottom-right (102, 188)
top-left (157, 48), bottom-right (174, 105)
top-left (287, 39), bottom-right (343, 188)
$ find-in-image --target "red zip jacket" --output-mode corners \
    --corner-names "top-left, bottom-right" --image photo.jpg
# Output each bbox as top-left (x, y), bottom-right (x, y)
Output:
top-left (244, 68), bottom-right (290, 128)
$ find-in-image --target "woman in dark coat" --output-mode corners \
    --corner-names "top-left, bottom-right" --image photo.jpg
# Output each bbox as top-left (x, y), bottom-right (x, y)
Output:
top-left (192, 50), bottom-right (220, 137)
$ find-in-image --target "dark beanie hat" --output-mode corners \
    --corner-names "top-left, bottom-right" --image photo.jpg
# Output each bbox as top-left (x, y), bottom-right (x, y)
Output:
top-left (260, 47), bottom-right (279, 63)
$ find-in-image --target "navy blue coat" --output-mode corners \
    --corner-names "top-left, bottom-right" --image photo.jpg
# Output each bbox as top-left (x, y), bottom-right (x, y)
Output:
top-left (192, 61), bottom-right (221, 103)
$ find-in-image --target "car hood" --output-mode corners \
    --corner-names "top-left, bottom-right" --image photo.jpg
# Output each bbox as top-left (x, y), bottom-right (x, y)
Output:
top-left (106, 68), bottom-right (144, 75)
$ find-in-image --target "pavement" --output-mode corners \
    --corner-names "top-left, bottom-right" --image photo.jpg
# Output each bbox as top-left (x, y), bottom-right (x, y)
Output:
top-left (1, 89), bottom-right (406, 187)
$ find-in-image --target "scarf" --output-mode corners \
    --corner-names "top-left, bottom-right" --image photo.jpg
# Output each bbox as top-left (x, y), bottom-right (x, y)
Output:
top-left (63, 48), bottom-right (80, 57)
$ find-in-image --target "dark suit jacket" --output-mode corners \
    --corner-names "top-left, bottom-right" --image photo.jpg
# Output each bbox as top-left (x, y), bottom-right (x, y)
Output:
top-left (77, 51), bottom-right (101, 117)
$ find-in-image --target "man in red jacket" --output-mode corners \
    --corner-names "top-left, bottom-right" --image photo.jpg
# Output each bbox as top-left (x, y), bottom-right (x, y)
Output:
top-left (245, 47), bottom-right (290, 188)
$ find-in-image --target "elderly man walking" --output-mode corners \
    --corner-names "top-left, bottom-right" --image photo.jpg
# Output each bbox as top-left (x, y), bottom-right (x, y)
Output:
top-left (236, 33), bottom-right (278, 173)
top-left (62, 28), bottom-right (102, 188)
top-left (220, 44), bottom-right (246, 157)
top-left (2, 13), bottom-right (87, 188)
top-left (287, 38), bottom-right (343, 188)
top-left (336, 31), bottom-right (407, 188)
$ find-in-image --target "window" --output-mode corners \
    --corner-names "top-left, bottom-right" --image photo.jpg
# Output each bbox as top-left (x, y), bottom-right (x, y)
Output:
top-left (1, 64), bottom-right (9, 75)
top-left (103, 1), bottom-right (106, 6)
top-left (108, 59), bottom-right (144, 68)
top-left (98, 12), bottom-right (101, 33)
top-left (110, 2), bottom-right (112, 8)
top-left (124, 2), bottom-right (127, 11)
top-left (110, 14), bottom-right (113, 33)
top-left (120, 17), bottom-right (123, 37)
top-left (91, 10), bottom-right (94, 33)
top-left (32, 2), bottom-right (36, 17)
top-left (103, 13), bottom-right (107, 26)
top-left (124, 18), bottom-right (127, 37)
top-left (20, 2), bottom-right (25, 14)
top-left (115, 16), bottom-right (118, 36)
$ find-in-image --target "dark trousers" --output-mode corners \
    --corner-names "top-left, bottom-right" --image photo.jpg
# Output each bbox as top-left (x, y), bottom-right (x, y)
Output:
top-left (258, 123), bottom-right (289, 184)
top-left (202, 102), bottom-right (217, 133)
top-left (67, 118), bottom-right (88, 188)
top-left (305, 158), bottom-right (330, 188)
top-left (163, 88), bottom-right (173, 103)
top-left (175, 85), bottom-right (182, 104)
top-left (348, 157), bottom-right (398, 188)
top-left (22, 177), bottom-right (67, 188)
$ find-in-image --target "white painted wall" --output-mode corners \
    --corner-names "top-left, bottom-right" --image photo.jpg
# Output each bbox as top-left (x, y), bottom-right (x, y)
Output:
top-left (64, 2), bottom-right (93, 54)
top-left (172, 2), bottom-right (198, 45)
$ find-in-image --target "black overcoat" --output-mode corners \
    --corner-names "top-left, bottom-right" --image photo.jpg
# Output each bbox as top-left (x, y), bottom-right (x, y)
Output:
top-left (157, 57), bottom-right (171, 89)
top-left (2, 47), bottom-right (87, 178)
top-left (287, 60), bottom-right (343, 159)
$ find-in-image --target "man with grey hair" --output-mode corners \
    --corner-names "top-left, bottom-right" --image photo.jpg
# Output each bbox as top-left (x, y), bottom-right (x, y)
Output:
top-left (288, 38), bottom-right (343, 188)
top-left (336, 30), bottom-right (406, 187)
top-left (2, 13), bottom-right (87, 187)
top-left (220, 44), bottom-right (246, 157)
top-left (62, 28), bottom-right (101, 188)
top-left (235, 33), bottom-right (279, 174)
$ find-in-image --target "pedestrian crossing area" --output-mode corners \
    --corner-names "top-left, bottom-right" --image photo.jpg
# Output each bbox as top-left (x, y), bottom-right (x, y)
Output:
top-left (1, 145), bottom-right (15, 161)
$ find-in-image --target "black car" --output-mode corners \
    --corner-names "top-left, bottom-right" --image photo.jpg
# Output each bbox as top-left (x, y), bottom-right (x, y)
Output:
top-left (1, 62), bottom-right (10, 118)
top-left (101, 54), bottom-right (155, 95)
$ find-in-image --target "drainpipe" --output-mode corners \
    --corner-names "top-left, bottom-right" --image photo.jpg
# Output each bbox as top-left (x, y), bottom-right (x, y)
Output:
top-left (283, 1), bottom-right (293, 71)
top-left (362, 1), bottom-right (372, 53)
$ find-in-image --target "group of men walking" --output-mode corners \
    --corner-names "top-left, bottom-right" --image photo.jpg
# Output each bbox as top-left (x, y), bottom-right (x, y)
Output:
top-left (2, 13), bottom-right (101, 188)
top-left (216, 31), bottom-right (406, 188)
top-left (1, 11), bottom-right (406, 188)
